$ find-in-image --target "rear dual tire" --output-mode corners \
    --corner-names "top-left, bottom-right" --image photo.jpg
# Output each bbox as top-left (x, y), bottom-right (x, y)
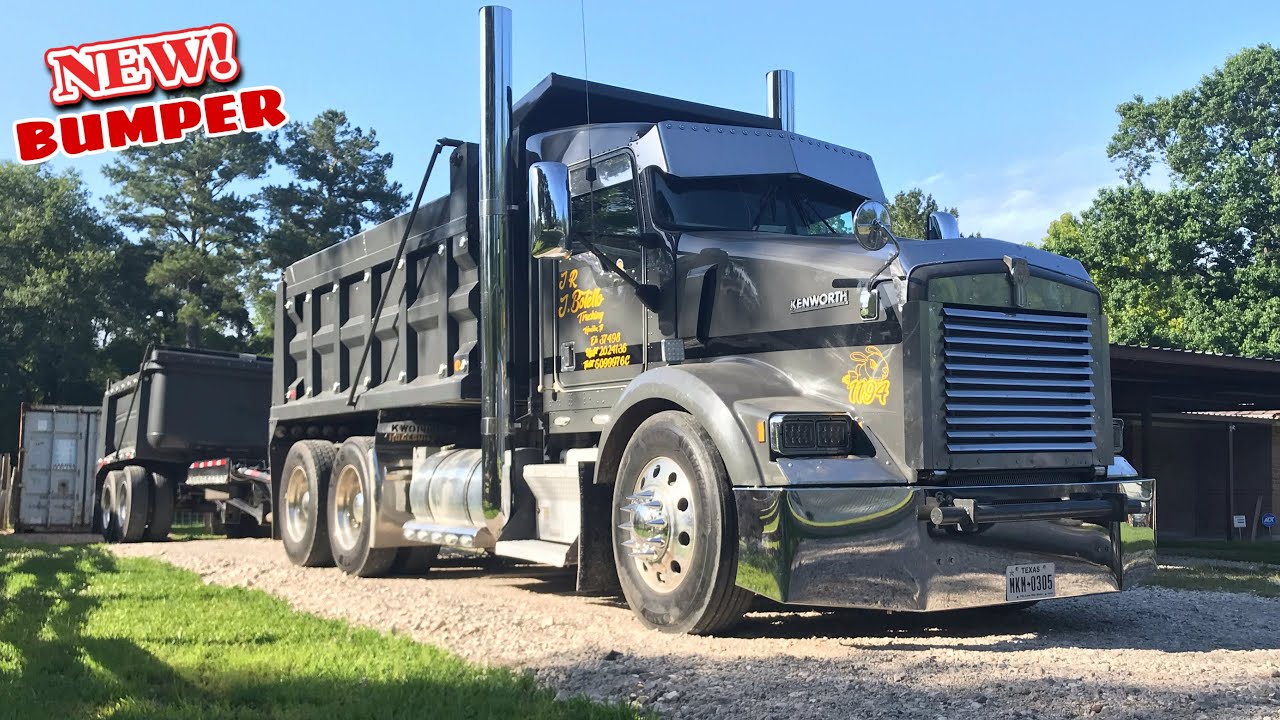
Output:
top-left (100, 472), bottom-right (121, 542)
top-left (144, 471), bottom-right (175, 541)
top-left (326, 437), bottom-right (398, 577)
top-left (280, 440), bottom-right (337, 567)
top-left (117, 466), bottom-right (151, 542)
top-left (280, 437), bottom-right (437, 578)
top-left (100, 467), bottom-right (175, 543)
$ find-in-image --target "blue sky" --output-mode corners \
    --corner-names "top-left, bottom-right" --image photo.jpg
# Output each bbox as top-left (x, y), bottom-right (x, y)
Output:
top-left (3, 0), bottom-right (1277, 242)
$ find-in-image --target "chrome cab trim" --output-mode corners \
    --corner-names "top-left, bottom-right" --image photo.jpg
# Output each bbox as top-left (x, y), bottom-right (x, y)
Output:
top-left (735, 479), bottom-right (1156, 611)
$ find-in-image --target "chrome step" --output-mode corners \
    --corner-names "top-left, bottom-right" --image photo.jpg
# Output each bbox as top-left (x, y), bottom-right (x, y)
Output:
top-left (493, 539), bottom-right (576, 567)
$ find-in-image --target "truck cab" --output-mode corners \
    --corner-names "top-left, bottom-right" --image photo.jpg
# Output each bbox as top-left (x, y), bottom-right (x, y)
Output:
top-left (266, 6), bottom-right (1154, 635)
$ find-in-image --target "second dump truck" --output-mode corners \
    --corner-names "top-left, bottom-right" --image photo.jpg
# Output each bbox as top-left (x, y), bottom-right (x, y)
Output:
top-left (105, 5), bottom-right (1156, 634)
top-left (96, 347), bottom-right (272, 540)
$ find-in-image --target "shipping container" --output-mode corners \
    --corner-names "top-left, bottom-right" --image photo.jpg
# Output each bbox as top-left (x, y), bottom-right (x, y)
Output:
top-left (14, 404), bottom-right (100, 531)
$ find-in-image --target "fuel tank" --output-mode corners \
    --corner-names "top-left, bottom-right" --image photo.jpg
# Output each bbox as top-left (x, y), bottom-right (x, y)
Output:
top-left (407, 447), bottom-right (486, 530)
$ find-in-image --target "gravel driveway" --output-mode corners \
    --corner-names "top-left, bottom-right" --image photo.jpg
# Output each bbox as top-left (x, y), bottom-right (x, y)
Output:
top-left (111, 539), bottom-right (1280, 720)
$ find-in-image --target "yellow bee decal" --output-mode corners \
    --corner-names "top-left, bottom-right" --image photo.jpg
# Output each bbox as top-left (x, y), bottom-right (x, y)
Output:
top-left (842, 346), bottom-right (891, 406)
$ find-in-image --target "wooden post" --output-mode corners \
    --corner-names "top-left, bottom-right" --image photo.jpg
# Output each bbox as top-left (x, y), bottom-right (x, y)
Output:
top-left (1227, 424), bottom-right (1237, 541)
top-left (1141, 396), bottom-right (1156, 537)
top-left (1252, 495), bottom-right (1264, 542)
top-left (0, 454), bottom-right (10, 531)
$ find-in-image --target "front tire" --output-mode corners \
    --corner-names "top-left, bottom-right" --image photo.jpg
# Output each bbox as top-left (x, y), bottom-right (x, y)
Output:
top-left (280, 440), bottom-right (337, 567)
top-left (327, 437), bottom-right (397, 577)
top-left (117, 466), bottom-right (151, 542)
top-left (612, 411), bottom-right (753, 635)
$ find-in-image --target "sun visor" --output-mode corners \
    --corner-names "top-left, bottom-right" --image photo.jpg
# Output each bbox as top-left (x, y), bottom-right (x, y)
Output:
top-left (646, 122), bottom-right (886, 203)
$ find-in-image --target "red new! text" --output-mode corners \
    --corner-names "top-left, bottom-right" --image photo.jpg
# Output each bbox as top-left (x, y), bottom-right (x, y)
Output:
top-left (45, 24), bottom-right (240, 106)
top-left (13, 23), bottom-right (287, 164)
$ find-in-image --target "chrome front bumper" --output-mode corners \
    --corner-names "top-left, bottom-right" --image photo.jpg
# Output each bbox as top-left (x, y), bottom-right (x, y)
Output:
top-left (734, 479), bottom-right (1156, 611)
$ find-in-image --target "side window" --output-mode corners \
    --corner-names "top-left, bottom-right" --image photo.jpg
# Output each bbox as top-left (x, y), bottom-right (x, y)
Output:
top-left (807, 209), bottom-right (854, 236)
top-left (569, 153), bottom-right (640, 243)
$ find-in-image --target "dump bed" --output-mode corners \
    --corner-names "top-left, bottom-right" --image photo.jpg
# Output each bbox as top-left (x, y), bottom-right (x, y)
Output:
top-left (271, 143), bottom-right (481, 423)
top-left (99, 347), bottom-right (272, 464)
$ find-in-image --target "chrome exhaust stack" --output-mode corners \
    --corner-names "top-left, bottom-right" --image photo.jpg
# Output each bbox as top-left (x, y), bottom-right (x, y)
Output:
top-left (766, 69), bottom-right (795, 132)
top-left (479, 5), bottom-right (513, 535)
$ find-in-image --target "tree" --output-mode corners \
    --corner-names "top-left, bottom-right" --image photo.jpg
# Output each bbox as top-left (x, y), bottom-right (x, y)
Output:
top-left (888, 188), bottom-right (959, 239)
top-left (1045, 44), bottom-right (1280, 357)
top-left (103, 109), bottom-right (274, 348)
top-left (0, 163), bottom-right (141, 453)
top-left (253, 110), bottom-right (409, 344)
top-left (261, 110), bottom-right (408, 269)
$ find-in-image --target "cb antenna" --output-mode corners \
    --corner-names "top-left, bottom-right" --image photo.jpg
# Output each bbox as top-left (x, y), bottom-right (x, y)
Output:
top-left (579, 0), bottom-right (597, 239)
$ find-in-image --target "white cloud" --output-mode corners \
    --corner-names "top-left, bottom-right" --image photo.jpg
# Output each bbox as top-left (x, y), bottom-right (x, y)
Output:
top-left (912, 171), bottom-right (946, 188)
top-left (935, 144), bottom-right (1116, 243)
top-left (967, 184), bottom-right (1099, 242)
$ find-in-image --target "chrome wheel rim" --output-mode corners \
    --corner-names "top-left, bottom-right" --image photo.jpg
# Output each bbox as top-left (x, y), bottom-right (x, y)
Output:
top-left (619, 455), bottom-right (697, 593)
top-left (283, 466), bottom-right (311, 545)
top-left (100, 478), bottom-right (113, 515)
top-left (332, 464), bottom-right (365, 551)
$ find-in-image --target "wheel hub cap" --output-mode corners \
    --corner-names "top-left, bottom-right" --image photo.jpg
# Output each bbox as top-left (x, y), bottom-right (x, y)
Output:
top-left (619, 456), bottom-right (696, 593)
top-left (333, 465), bottom-right (364, 551)
top-left (283, 467), bottom-right (310, 544)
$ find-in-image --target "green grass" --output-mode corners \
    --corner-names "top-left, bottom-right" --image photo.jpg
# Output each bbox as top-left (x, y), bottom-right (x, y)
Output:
top-left (0, 538), bottom-right (638, 720)
top-left (1149, 562), bottom-right (1280, 598)
top-left (1160, 538), bottom-right (1280, 566)
top-left (169, 519), bottom-right (219, 541)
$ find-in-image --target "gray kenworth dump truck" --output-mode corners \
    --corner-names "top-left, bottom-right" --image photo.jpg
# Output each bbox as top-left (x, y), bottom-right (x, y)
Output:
top-left (267, 5), bottom-right (1155, 633)
top-left (96, 347), bottom-right (273, 541)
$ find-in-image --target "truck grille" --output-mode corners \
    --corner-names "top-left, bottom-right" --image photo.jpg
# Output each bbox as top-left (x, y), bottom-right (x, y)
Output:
top-left (941, 306), bottom-right (1096, 454)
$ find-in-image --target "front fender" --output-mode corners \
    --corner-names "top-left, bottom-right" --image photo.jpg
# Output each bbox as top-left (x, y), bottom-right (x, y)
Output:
top-left (597, 358), bottom-right (856, 489)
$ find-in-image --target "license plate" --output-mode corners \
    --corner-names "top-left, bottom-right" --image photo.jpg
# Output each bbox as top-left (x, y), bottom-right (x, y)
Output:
top-left (1006, 562), bottom-right (1056, 601)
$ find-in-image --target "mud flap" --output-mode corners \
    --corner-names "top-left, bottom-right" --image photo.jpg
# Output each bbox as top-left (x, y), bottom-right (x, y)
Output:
top-left (576, 461), bottom-right (620, 594)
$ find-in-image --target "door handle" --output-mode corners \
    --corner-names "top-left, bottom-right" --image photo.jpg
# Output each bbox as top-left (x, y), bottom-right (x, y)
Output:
top-left (559, 342), bottom-right (576, 372)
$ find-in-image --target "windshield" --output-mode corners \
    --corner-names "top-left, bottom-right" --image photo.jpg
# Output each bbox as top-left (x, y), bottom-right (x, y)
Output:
top-left (650, 172), bottom-right (864, 236)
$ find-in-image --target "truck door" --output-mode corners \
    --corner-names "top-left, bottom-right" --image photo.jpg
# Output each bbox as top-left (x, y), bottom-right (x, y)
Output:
top-left (552, 151), bottom-right (648, 391)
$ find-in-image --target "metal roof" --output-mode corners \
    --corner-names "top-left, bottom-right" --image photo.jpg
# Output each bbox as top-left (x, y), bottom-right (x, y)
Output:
top-left (512, 73), bottom-right (780, 140)
top-left (1110, 343), bottom-right (1280, 414)
top-left (1187, 410), bottom-right (1280, 421)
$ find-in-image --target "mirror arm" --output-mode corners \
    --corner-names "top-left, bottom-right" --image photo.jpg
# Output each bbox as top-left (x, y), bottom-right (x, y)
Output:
top-left (579, 236), bottom-right (662, 313)
top-left (865, 224), bottom-right (902, 288)
top-left (832, 221), bottom-right (901, 291)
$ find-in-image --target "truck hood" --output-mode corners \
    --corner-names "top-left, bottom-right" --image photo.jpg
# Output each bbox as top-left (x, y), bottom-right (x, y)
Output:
top-left (677, 231), bottom-right (1093, 287)
top-left (672, 230), bottom-right (1096, 342)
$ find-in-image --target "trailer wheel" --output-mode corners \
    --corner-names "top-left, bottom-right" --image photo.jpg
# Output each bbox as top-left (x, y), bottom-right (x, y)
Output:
top-left (280, 440), bottom-right (337, 567)
top-left (390, 545), bottom-right (441, 576)
top-left (327, 437), bottom-right (397, 577)
top-left (117, 466), bottom-right (151, 543)
top-left (100, 472), bottom-right (122, 542)
top-left (611, 411), bottom-right (753, 635)
top-left (144, 471), bottom-right (176, 541)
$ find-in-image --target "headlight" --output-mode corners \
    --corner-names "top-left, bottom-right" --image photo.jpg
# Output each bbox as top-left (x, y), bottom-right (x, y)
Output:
top-left (767, 413), bottom-right (854, 458)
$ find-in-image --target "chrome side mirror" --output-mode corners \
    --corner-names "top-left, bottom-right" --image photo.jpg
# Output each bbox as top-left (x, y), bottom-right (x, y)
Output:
top-left (529, 161), bottom-right (572, 259)
top-left (853, 200), bottom-right (893, 251)
top-left (926, 211), bottom-right (961, 240)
